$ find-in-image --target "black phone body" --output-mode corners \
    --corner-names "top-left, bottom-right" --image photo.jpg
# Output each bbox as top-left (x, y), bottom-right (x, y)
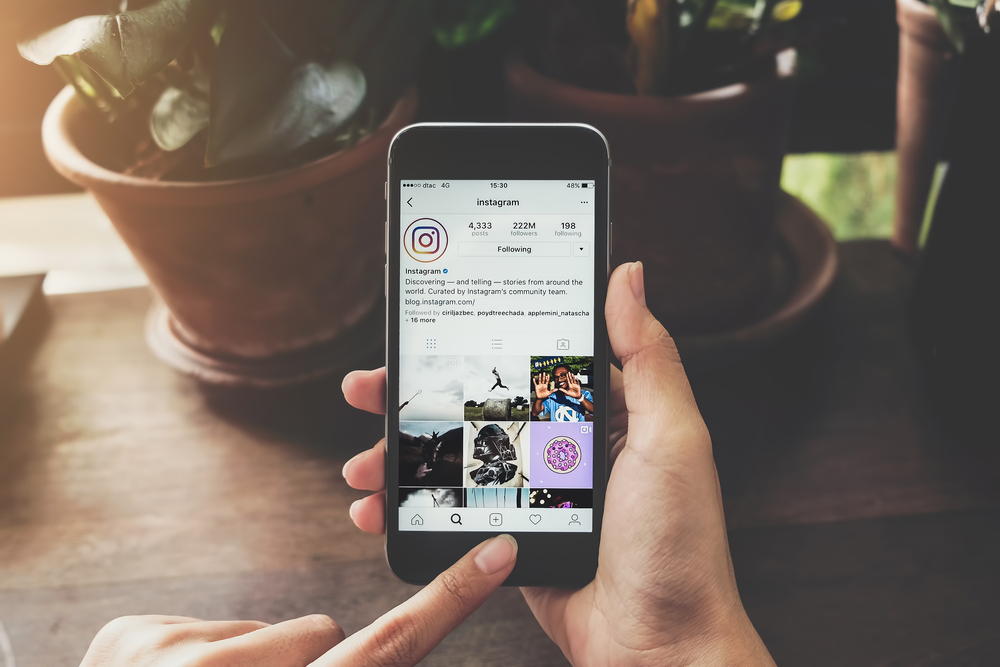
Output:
top-left (385, 124), bottom-right (610, 586)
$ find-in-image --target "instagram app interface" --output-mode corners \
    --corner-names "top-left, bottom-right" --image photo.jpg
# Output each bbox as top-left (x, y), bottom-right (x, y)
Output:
top-left (398, 180), bottom-right (596, 533)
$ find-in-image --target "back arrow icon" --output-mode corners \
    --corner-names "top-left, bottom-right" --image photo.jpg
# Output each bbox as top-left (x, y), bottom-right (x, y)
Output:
top-left (407, 197), bottom-right (413, 207)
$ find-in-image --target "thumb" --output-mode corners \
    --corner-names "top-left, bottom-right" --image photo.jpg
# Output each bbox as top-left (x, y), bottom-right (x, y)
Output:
top-left (605, 262), bottom-right (706, 459)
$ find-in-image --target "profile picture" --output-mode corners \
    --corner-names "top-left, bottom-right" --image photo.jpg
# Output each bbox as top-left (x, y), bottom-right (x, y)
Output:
top-left (463, 356), bottom-right (530, 421)
top-left (399, 421), bottom-right (463, 487)
top-left (529, 422), bottom-right (593, 489)
top-left (404, 217), bottom-right (448, 262)
top-left (398, 356), bottom-right (464, 421)
top-left (400, 488), bottom-right (462, 508)
top-left (530, 356), bottom-right (595, 422)
top-left (464, 421), bottom-right (529, 488)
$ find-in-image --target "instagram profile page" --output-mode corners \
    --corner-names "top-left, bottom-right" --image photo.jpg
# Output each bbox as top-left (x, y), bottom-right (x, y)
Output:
top-left (397, 180), bottom-right (597, 533)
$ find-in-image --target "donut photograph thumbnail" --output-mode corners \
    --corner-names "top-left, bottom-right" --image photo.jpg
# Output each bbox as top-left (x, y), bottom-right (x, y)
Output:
top-left (529, 422), bottom-right (593, 489)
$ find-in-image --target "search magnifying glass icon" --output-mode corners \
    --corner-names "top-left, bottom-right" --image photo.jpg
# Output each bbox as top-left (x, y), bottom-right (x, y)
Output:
top-left (450, 513), bottom-right (462, 525)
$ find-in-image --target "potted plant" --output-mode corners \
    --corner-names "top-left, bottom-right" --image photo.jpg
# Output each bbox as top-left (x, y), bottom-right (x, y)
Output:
top-left (908, 0), bottom-right (997, 457)
top-left (506, 0), bottom-right (808, 337)
top-left (15, 0), bottom-right (515, 385)
top-left (892, 0), bottom-right (995, 256)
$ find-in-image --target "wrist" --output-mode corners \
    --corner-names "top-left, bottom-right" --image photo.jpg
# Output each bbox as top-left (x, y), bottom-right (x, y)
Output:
top-left (637, 609), bottom-right (774, 667)
top-left (569, 596), bottom-right (769, 667)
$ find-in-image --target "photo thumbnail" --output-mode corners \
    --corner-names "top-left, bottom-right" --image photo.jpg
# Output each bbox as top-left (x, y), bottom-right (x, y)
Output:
top-left (464, 421), bottom-right (529, 488)
top-left (463, 356), bottom-right (530, 421)
top-left (400, 488), bottom-right (462, 508)
top-left (466, 488), bottom-right (530, 509)
top-left (530, 356), bottom-right (595, 422)
top-left (529, 422), bottom-right (593, 489)
top-left (529, 488), bottom-right (593, 509)
top-left (399, 421), bottom-right (463, 488)
top-left (398, 356), bottom-right (464, 421)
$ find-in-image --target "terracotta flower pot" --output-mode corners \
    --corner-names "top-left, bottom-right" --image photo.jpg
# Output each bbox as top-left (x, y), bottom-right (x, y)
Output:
top-left (506, 54), bottom-right (797, 336)
top-left (893, 0), bottom-right (960, 256)
top-left (42, 86), bottom-right (416, 370)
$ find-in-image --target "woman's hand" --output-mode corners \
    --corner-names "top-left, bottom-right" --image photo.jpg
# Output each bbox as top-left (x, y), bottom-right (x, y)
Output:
top-left (80, 535), bottom-right (517, 667)
top-left (342, 262), bottom-right (774, 667)
top-left (80, 615), bottom-right (344, 667)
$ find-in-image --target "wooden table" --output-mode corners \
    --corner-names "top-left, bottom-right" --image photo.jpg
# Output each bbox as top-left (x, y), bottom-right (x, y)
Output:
top-left (1, 240), bottom-right (998, 666)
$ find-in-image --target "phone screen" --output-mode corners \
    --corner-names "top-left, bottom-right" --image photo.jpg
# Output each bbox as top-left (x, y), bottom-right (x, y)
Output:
top-left (396, 179), bottom-right (597, 534)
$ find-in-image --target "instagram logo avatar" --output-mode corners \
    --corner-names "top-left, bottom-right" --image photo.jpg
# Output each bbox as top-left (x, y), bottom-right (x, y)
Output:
top-left (405, 218), bottom-right (448, 262)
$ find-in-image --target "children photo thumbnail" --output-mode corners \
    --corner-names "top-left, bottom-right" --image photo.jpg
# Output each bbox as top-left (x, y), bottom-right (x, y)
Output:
top-left (466, 487), bottom-right (530, 509)
top-left (398, 356), bottom-right (464, 421)
top-left (529, 422), bottom-right (593, 489)
top-left (463, 356), bottom-right (530, 421)
top-left (400, 488), bottom-right (463, 508)
top-left (399, 421), bottom-right (463, 488)
top-left (530, 356), bottom-right (595, 422)
top-left (529, 488), bottom-right (593, 509)
top-left (464, 421), bottom-right (529, 488)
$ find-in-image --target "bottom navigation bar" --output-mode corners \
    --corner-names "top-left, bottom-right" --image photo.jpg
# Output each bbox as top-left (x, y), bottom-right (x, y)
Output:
top-left (399, 508), bottom-right (592, 533)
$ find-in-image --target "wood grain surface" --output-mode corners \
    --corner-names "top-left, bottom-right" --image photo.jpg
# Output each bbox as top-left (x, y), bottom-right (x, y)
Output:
top-left (1, 240), bottom-right (998, 665)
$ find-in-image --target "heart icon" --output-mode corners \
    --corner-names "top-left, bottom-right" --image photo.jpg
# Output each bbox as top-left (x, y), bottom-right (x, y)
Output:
top-left (529, 514), bottom-right (542, 525)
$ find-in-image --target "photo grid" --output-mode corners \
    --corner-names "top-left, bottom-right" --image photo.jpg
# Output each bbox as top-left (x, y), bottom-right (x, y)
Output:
top-left (398, 355), bottom-right (596, 513)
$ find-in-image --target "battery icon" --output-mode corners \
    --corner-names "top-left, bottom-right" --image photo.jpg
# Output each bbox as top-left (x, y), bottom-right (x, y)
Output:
top-left (581, 183), bottom-right (591, 188)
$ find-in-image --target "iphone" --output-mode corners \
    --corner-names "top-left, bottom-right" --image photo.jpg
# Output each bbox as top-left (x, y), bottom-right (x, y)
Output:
top-left (385, 124), bottom-right (610, 586)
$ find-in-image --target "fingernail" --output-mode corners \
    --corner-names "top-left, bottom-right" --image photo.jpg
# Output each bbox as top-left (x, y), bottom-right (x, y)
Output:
top-left (475, 535), bottom-right (517, 575)
top-left (627, 261), bottom-right (646, 306)
top-left (349, 498), bottom-right (362, 522)
top-left (341, 458), bottom-right (353, 479)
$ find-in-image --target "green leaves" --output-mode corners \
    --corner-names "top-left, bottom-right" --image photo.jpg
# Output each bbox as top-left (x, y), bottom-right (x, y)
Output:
top-left (151, 85), bottom-right (210, 152)
top-left (18, 15), bottom-right (113, 70)
top-left (927, 0), bottom-right (997, 51)
top-left (428, 0), bottom-right (517, 49)
top-left (929, 0), bottom-right (968, 52)
top-left (18, 0), bottom-right (520, 173)
top-left (18, 0), bottom-right (213, 97)
top-left (205, 6), bottom-right (366, 167)
top-left (151, 88), bottom-right (208, 153)
top-left (207, 61), bottom-right (366, 166)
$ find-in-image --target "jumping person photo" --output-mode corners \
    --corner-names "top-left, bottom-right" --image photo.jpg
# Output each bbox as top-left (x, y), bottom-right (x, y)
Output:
top-left (489, 366), bottom-right (508, 392)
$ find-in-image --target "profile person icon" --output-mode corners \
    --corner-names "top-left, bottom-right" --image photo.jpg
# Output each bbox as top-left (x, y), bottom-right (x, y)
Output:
top-left (569, 513), bottom-right (581, 526)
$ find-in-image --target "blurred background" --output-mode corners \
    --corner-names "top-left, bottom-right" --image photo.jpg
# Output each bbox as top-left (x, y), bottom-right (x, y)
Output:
top-left (1, 0), bottom-right (904, 296)
top-left (2, 3), bottom-right (998, 665)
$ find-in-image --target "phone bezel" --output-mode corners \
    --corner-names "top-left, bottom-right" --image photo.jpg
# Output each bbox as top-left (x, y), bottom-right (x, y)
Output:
top-left (385, 123), bottom-right (610, 586)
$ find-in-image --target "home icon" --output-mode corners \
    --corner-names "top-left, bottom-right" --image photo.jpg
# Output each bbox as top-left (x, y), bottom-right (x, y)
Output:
top-left (410, 514), bottom-right (424, 526)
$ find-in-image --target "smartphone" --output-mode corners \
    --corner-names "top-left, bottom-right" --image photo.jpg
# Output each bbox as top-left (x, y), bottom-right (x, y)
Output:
top-left (385, 124), bottom-right (610, 586)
